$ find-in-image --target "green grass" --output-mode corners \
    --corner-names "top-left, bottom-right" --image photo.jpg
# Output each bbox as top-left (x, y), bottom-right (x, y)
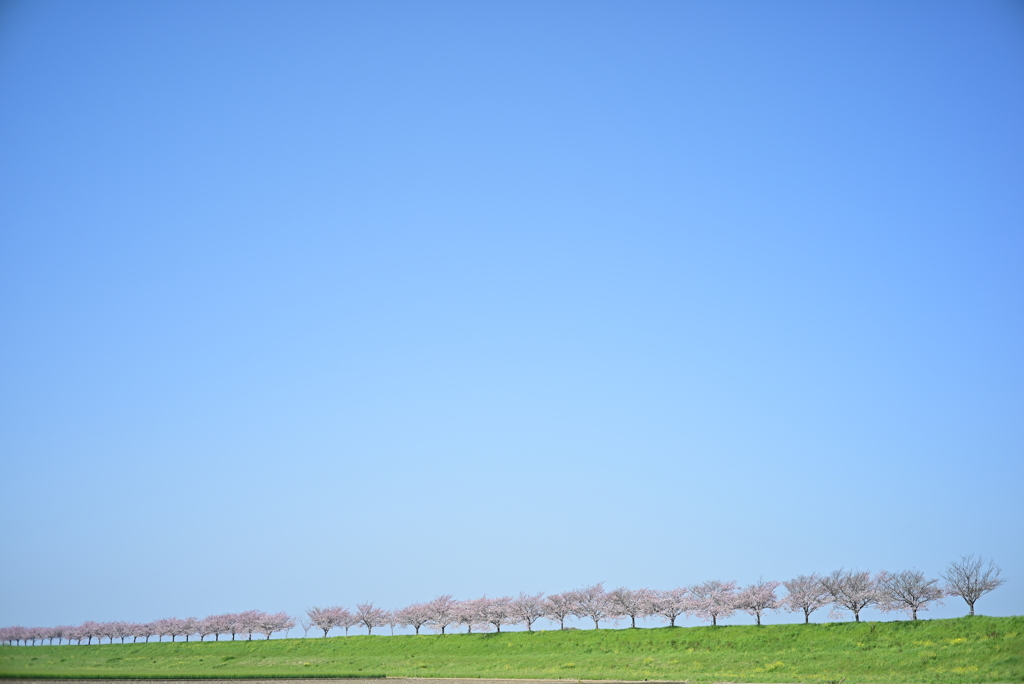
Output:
top-left (1, 616), bottom-right (1021, 683)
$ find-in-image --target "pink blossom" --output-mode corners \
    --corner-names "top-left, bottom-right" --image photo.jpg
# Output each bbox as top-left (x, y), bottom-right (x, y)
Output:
top-left (782, 574), bottom-right (830, 624)
top-left (735, 579), bottom-right (780, 626)
top-left (355, 603), bottom-right (388, 635)
top-left (571, 583), bottom-right (615, 629)
top-left (424, 594), bottom-right (458, 635)
top-left (655, 588), bottom-right (689, 627)
top-left (608, 587), bottom-right (657, 628)
top-left (511, 592), bottom-right (546, 632)
top-left (687, 580), bottom-right (738, 626)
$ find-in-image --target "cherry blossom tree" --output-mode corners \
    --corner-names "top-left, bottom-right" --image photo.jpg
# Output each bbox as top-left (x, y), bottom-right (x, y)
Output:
top-left (572, 583), bottom-right (616, 629)
top-left (942, 555), bottom-right (1005, 616)
top-left (164, 617), bottom-right (189, 642)
top-left (49, 625), bottom-right (68, 645)
top-left (736, 579), bottom-right (781, 626)
top-left (511, 592), bottom-right (546, 632)
top-left (395, 603), bottom-right (431, 635)
top-left (196, 616), bottom-right (216, 641)
top-left (81, 620), bottom-right (102, 645)
top-left (259, 612), bottom-right (295, 639)
top-left (481, 596), bottom-right (515, 633)
top-left (70, 624), bottom-right (88, 645)
top-left (239, 610), bottom-right (266, 640)
top-left (687, 580), bottom-right (738, 626)
top-left (782, 574), bottom-right (830, 624)
top-left (97, 622), bottom-right (114, 644)
top-left (356, 603), bottom-right (388, 635)
top-left (608, 587), bottom-right (657, 628)
top-left (876, 569), bottom-right (945, 620)
top-left (224, 614), bottom-right (243, 643)
top-left (425, 595), bottom-right (458, 635)
top-left (206, 614), bottom-right (234, 641)
top-left (655, 588), bottom-right (689, 627)
top-left (385, 611), bottom-right (400, 636)
top-left (135, 622), bottom-right (157, 643)
top-left (455, 598), bottom-right (488, 633)
top-left (299, 618), bottom-right (313, 638)
top-left (182, 617), bottom-right (199, 642)
top-left (113, 621), bottom-right (133, 644)
top-left (150, 618), bottom-right (169, 642)
top-left (339, 608), bottom-right (359, 636)
top-left (820, 569), bottom-right (877, 622)
top-left (544, 593), bottom-right (576, 630)
top-left (307, 606), bottom-right (344, 637)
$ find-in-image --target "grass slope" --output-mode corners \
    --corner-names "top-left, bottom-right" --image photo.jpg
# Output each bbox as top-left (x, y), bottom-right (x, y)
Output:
top-left (1, 617), bottom-right (1021, 683)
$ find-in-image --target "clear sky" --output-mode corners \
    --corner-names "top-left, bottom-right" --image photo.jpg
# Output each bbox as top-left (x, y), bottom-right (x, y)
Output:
top-left (1, 0), bottom-right (1022, 632)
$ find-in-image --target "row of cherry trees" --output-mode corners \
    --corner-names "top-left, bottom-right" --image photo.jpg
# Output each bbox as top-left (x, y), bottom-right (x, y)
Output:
top-left (0, 610), bottom-right (294, 647)
top-left (1, 556), bottom-right (1005, 645)
top-left (302, 556), bottom-right (1004, 635)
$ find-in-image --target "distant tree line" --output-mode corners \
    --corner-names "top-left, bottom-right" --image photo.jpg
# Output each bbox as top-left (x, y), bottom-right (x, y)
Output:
top-left (0, 555), bottom-right (1005, 646)
top-left (0, 610), bottom-right (294, 646)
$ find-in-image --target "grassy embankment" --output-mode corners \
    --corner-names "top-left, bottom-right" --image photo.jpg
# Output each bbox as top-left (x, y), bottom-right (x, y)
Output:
top-left (1, 616), bottom-right (1021, 683)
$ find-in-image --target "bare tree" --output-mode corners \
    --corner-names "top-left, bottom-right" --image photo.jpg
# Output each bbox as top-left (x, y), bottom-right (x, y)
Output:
top-left (820, 569), bottom-right (877, 622)
top-left (941, 555), bottom-right (1005, 616)
top-left (877, 569), bottom-right (944, 620)
top-left (782, 574), bottom-right (830, 624)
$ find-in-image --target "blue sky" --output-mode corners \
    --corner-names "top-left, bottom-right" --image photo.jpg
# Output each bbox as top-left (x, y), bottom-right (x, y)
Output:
top-left (1, 0), bottom-right (1022, 632)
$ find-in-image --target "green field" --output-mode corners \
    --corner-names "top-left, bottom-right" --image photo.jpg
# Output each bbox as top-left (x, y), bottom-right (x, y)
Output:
top-left (1, 616), bottom-right (1021, 683)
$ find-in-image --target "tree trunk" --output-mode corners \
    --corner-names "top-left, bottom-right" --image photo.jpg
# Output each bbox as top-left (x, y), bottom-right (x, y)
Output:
top-left (756, 613), bottom-right (762, 626)
top-left (804, 610), bottom-right (810, 624)
top-left (712, 616), bottom-right (717, 627)
top-left (631, 616), bottom-right (636, 628)
top-left (968, 601), bottom-right (976, 616)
